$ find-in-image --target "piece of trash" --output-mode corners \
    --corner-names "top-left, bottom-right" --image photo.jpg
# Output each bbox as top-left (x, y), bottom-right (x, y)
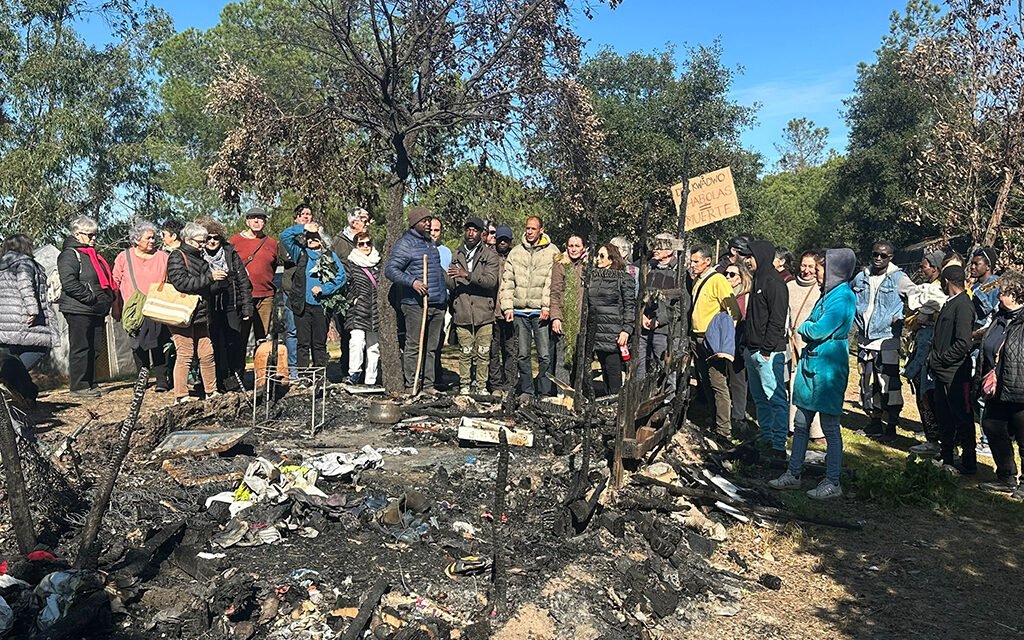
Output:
top-left (196, 552), bottom-right (226, 560)
top-left (481, 511), bottom-right (508, 523)
top-left (34, 570), bottom-right (96, 629)
top-left (26, 550), bottom-right (57, 562)
top-left (151, 428), bottom-right (251, 460)
top-left (0, 575), bottom-right (30, 589)
top-left (290, 568), bottom-right (320, 580)
top-left (642, 462), bottom-right (677, 483)
top-left (758, 573), bottom-right (782, 590)
top-left (867, 565), bottom-right (880, 572)
top-left (458, 417), bottom-right (533, 447)
top-left (465, 457), bottom-right (477, 464)
top-left (452, 521), bottom-right (477, 537)
top-left (715, 601), bottom-right (741, 616)
top-left (306, 446), bottom-right (384, 478)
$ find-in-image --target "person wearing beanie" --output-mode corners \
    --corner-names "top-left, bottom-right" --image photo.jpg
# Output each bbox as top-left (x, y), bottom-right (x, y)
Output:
top-left (446, 217), bottom-right (500, 394)
top-left (487, 224), bottom-right (518, 392)
top-left (384, 205), bottom-right (448, 393)
top-left (851, 240), bottom-right (913, 442)
top-left (928, 264), bottom-right (977, 473)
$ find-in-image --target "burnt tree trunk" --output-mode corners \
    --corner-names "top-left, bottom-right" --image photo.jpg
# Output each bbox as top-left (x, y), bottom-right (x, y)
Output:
top-left (378, 177), bottom-right (407, 393)
top-left (983, 166), bottom-right (1015, 247)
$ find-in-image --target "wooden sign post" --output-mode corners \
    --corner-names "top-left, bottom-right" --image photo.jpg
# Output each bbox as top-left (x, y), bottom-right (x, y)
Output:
top-left (670, 166), bottom-right (741, 231)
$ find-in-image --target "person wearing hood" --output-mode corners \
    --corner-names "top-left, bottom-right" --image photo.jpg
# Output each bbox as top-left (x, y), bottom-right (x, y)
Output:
top-left (770, 249), bottom-right (857, 499)
top-left (742, 239), bottom-right (791, 456)
top-left (0, 234), bottom-right (57, 371)
top-left (57, 215), bottom-right (116, 398)
top-left (549, 234), bottom-right (587, 390)
top-left (851, 241), bottom-right (913, 441)
top-left (197, 216), bottom-right (254, 392)
top-left (446, 216), bottom-right (500, 394)
top-left (498, 215), bottom-right (560, 397)
top-left (384, 206), bottom-right (447, 393)
top-left (345, 231), bottom-right (381, 386)
top-left (487, 225), bottom-right (518, 393)
top-left (166, 222), bottom-right (219, 403)
top-left (788, 250), bottom-right (824, 440)
top-left (281, 221), bottom-right (347, 371)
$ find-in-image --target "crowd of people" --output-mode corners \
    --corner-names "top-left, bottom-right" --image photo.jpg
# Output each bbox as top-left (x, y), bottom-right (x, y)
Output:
top-left (1, 207), bottom-right (1023, 502)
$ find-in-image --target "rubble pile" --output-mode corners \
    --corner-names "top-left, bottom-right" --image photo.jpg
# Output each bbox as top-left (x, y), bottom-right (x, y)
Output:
top-left (0, 383), bottom-right (798, 639)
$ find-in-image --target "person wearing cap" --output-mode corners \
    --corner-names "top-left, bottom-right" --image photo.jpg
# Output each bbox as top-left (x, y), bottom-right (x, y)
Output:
top-left (230, 206), bottom-right (280, 349)
top-left (446, 216), bottom-right (500, 394)
top-left (639, 233), bottom-right (686, 380)
top-left (385, 206), bottom-right (448, 393)
top-left (928, 264), bottom-right (977, 473)
top-left (487, 225), bottom-right (517, 392)
top-left (499, 215), bottom-right (560, 398)
top-left (549, 234), bottom-right (587, 390)
top-left (717, 234), bottom-right (754, 274)
top-left (851, 240), bottom-right (913, 442)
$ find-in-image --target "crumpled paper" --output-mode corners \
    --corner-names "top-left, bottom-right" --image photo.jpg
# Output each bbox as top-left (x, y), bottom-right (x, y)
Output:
top-left (305, 445), bottom-right (384, 478)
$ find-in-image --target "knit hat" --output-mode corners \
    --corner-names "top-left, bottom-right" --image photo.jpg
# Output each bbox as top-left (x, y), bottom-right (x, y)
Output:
top-left (494, 225), bottom-right (513, 241)
top-left (245, 206), bottom-right (268, 219)
top-left (973, 246), bottom-right (997, 269)
top-left (923, 250), bottom-right (946, 269)
top-left (407, 206), bottom-right (432, 228)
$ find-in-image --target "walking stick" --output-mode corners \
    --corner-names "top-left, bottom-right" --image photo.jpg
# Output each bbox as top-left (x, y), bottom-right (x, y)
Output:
top-left (411, 254), bottom-right (429, 396)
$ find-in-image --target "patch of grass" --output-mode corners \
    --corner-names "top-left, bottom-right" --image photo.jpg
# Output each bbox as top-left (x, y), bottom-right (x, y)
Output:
top-left (853, 455), bottom-right (964, 510)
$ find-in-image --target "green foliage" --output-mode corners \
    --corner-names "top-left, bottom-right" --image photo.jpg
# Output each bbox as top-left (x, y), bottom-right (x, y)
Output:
top-left (774, 118), bottom-right (831, 173)
top-left (755, 156), bottom-right (847, 251)
top-left (854, 456), bottom-right (964, 510)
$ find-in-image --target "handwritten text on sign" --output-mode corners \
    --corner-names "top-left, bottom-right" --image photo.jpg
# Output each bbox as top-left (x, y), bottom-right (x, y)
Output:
top-left (670, 167), bottom-right (741, 231)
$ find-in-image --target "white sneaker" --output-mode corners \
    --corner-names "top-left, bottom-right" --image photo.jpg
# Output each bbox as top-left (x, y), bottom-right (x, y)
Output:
top-left (459, 386), bottom-right (471, 396)
top-left (807, 480), bottom-right (842, 500)
top-left (768, 471), bottom-right (801, 490)
top-left (910, 441), bottom-right (939, 455)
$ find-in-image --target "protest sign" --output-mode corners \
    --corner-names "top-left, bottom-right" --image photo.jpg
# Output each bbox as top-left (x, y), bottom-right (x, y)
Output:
top-left (670, 167), bottom-right (741, 231)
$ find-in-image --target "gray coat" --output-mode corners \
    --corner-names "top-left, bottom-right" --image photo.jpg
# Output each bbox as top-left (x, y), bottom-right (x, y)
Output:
top-left (0, 251), bottom-right (57, 348)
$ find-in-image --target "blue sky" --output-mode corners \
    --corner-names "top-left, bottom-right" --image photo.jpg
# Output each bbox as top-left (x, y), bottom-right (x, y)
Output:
top-left (83, 0), bottom-right (903, 167)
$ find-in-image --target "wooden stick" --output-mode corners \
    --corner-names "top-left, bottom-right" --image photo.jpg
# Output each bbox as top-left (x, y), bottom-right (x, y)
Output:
top-left (411, 254), bottom-right (429, 396)
top-left (0, 391), bottom-right (36, 554)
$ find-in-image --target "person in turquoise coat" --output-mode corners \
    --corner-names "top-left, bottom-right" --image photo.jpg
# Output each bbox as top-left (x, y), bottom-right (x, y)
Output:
top-left (769, 248), bottom-right (856, 500)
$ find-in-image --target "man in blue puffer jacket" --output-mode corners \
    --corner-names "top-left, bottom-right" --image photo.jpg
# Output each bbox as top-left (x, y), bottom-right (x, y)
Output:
top-left (385, 206), bottom-right (447, 393)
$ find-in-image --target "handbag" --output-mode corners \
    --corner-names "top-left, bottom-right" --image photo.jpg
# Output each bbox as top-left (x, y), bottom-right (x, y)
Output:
top-left (120, 250), bottom-right (147, 335)
top-left (142, 251), bottom-right (200, 328)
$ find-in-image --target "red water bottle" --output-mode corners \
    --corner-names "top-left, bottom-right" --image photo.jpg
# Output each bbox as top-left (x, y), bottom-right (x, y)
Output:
top-left (619, 343), bottom-right (630, 361)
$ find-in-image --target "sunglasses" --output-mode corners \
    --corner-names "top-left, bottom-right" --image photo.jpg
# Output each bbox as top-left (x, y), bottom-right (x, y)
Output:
top-left (872, 252), bottom-right (891, 259)
top-left (357, 240), bottom-right (372, 247)
top-left (726, 271), bottom-right (740, 277)
top-left (207, 235), bottom-right (222, 242)
top-left (80, 232), bottom-right (97, 238)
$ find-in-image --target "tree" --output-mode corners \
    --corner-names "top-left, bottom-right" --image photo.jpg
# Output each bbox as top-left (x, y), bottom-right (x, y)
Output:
top-left (902, 0), bottom-right (1024, 249)
top-left (206, 0), bottom-right (603, 391)
top-left (756, 156), bottom-right (844, 251)
top-left (774, 118), bottom-right (830, 173)
top-left (0, 1), bottom-right (171, 242)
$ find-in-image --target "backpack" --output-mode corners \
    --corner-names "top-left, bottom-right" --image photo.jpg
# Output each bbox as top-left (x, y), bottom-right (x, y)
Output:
top-left (47, 250), bottom-right (81, 304)
top-left (120, 250), bottom-right (147, 335)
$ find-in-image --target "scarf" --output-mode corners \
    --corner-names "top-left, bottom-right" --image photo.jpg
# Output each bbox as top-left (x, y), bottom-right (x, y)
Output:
top-left (462, 244), bottom-right (480, 271)
top-left (203, 246), bottom-right (228, 272)
top-left (76, 247), bottom-right (114, 290)
top-left (347, 247), bottom-right (381, 268)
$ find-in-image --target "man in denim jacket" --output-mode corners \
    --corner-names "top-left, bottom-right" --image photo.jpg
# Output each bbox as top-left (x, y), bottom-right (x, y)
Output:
top-left (851, 241), bottom-right (913, 440)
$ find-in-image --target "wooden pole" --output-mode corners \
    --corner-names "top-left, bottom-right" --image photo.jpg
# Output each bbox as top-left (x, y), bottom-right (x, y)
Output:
top-left (0, 392), bottom-right (36, 554)
top-left (411, 254), bottom-right (429, 396)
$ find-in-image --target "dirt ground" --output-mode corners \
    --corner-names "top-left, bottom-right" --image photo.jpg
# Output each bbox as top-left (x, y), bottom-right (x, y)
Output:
top-left (8, 354), bottom-right (1024, 640)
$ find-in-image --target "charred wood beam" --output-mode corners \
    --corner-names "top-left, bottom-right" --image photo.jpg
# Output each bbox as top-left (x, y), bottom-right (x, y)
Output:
top-left (0, 390), bottom-right (36, 554)
top-left (489, 428), bottom-right (509, 615)
top-left (341, 578), bottom-right (389, 640)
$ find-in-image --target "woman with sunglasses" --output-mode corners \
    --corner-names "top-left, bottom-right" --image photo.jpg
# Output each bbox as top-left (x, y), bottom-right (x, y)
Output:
top-left (725, 261), bottom-right (753, 434)
top-left (587, 243), bottom-right (636, 395)
top-left (197, 216), bottom-right (253, 393)
top-left (344, 232), bottom-right (381, 386)
top-left (57, 215), bottom-right (116, 398)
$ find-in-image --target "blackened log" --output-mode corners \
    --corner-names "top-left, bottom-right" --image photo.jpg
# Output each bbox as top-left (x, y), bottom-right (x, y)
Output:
top-left (0, 392), bottom-right (36, 554)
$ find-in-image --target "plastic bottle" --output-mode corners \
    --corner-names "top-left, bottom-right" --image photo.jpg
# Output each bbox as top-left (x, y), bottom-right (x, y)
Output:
top-left (619, 343), bottom-right (630, 361)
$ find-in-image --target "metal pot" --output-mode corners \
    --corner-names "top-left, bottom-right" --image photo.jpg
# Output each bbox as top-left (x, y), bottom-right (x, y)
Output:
top-left (367, 399), bottom-right (402, 424)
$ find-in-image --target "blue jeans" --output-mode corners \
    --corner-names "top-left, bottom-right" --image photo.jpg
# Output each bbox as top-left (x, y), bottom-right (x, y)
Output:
top-left (789, 406), bottom-right (843, 485)
top-left (514, 314), bottom-right (551, 396)
top-left (745, 350), bottom-right (788, 450)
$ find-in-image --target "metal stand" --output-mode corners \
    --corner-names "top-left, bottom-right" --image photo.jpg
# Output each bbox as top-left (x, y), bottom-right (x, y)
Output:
top-left (252, 366), bottom-right (328, 436)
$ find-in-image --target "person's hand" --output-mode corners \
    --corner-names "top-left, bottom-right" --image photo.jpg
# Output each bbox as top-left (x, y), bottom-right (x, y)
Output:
top-left (448, 265), bottom-right (468, 279)
top-left (505, 310), bottom-right (513, 322)
top-left (312, 285), bottom-right (323, 296)
top-left (412, 280), bottom-right (428, 296)
top-left (212, 269), bottom-right (227, 281)
top-left (540, 309), bottom-right (550, 321)
top-left (761, 352), bottom-right (770, 362)
top-left (23, 315), bottom-right (35, 325)
top-left (642, 315), bottom-right (652, 330)
top-left (617, 331), bottom-right (628, 346)
top-left (552, 319), bottom-right (563, 335)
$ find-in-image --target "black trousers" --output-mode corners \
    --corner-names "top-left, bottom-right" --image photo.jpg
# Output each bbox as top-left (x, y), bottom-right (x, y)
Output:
top-left (934, 368), bottom-right (976, 470)
top-left (487, 318), bottom-right (517, 392)
top-left (595, 349), bottom-right (623, 396)
top-left (295, 305), bottom-right (329, 368)
top-left (131, 346), bottom-right (168, 390)
top-left (64, 313), bottom-right (105, 391)
top-left (209, 310), bottom-right (245, 389)
top-left (982, 399), bottom-right (1024, 482)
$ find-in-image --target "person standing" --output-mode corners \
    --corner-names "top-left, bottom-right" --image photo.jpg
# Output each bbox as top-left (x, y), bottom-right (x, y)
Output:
top-left (725, 261), bottom-right (754, 435)
top-left (928, 265), bottom-right (977, 474)
top-left (787, 250), bottom-right (824, 440)
top-left (485, 222), bottom-right (498, 247)
top-left (58, 216), bottom-right (116, 398)
top-left (499, 216), bottom-right (560, 398)
top-left (198, 217), bottom-right (253, 391)
top-left (770, 249), bottom-right (857, 499)
top-left (112, 221), bottom-right (171, 391)
top-left (638, 233), bottom-right (684, 380)
top-left (587, 244), bottom-right (635, 396)
top-left (970, 247), bottom-right (1000, 332)
top-left (385, 206), bottom-right (447, 394)
top-left (446, 217), bottom-right (500, 395)
top-left (977, 271), bottom-right (1024, 496)
top-left (851, 241), bottom-right (912, 440)
top-left (905, 251), bottom-right (947, 453)
top-left (774, 247), bottom-right (795, 283)
top-left (487, 225), bottom-right (517, 393)
top-left (332, 208), bottom-right (370, 266)
top-left (0, 234), bottom-right (57, 371)
top-left (429, 217), bottom-right (452, 385)
top-left (689, 243), bottom-right (740, 437)
top-left (276, 204), bottom-right (314, 380)
top-left (345, 231), bottom-right (381, 386)
top-left (229, 207), bottom-right (279, 349)
top-left (743, 240), bottom-right (790, 457)
top-left (549, 234), bottom-right (586, 390)
top-left (161, 218), bottom-right (184, 252)
top-left (166, 222), bottom-right (219, 403)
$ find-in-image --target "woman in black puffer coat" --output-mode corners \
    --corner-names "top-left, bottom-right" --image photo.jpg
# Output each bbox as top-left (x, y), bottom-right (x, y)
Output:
top-left (0, 234), bottom-right (57, 371)
top-left (586, 243), bottom-right (636, 395)
top-left (166, 222), bottom-right (219, 403)
top-left (345, 232), bottom-right (381, 385)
